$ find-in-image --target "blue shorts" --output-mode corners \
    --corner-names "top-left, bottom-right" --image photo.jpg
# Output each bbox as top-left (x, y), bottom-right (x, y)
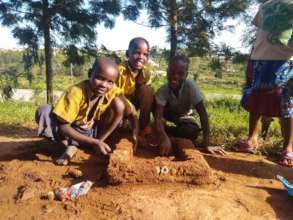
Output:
top-left (35, 104), bottom-right (98, 146)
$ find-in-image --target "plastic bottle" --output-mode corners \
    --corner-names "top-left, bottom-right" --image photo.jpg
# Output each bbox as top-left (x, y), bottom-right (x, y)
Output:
top-left (55, 180), bottom-right (94, 201)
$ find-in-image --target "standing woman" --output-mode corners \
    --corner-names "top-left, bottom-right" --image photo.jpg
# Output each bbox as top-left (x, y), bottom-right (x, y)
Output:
top-left (238, 0), bottom-right (293, 166)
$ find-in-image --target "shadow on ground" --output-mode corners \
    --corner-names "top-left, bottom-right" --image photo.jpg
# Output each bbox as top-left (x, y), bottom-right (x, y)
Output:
top-left (204, 153), bottom-right (293, 180)
top-left (248, 185), bottom-right (293, 220)
top-left (0, 123), bottom-right (35, 138)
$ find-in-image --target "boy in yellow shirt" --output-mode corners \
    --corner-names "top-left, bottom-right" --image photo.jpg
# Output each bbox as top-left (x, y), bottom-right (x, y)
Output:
top-left (36, 57), bottom-right (138, 165)
top-left (116, 37), bottom-right (154, 143)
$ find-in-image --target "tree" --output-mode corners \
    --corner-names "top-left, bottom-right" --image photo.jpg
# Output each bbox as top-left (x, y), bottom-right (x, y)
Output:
top-left (0, 0), bottom-right (120, 104)
top-left (123, 0), bottom-right (254, 59)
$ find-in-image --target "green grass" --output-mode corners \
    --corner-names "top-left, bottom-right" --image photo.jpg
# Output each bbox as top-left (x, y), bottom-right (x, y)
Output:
top-left (17, 74), bottom-right (85, 91)
top-left (0, 98), bottom-right (251, 145)
top-left (204, 98), bottom-right (249, 146)
top-left (0, 98), bottom-right (283, 154)
top-left (201, 98), bottom-right (282, 153)
top-left (199, 84), bottom-right (242, 95)
top-left (0, 101), bottom-right (38, 129)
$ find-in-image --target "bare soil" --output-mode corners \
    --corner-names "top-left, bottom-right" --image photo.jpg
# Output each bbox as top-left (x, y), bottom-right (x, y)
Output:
top-left (1, 130), bottom-right (293, 220)
top-left (107, 137), bottom-right (214, 185)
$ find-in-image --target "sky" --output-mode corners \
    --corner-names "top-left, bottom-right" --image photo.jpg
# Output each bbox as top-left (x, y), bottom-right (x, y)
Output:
top-left (0, 14), bottom-right (249, 53)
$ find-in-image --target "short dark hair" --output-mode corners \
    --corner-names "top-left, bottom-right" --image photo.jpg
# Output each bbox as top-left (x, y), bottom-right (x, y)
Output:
top-left (88, 57), bottom-right (117, 78)
top-left (169, 55), bottom-right (190, 71)
top-left (127, 37), bottom-right (150, 52)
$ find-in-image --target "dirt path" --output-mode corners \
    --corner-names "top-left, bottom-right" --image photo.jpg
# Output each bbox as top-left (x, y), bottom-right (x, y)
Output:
top-left (0, 133), bottom-right (293, 220)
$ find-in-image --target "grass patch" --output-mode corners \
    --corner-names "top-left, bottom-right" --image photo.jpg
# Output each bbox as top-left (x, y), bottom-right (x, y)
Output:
top-left (203, 98), bottom-right (282, 153)
top-left (0, 99), bottom-right (283, 155)
top-left (203, 98), bottom-right (248, 147)
top-left (0, 101), bottom-right (37, 130)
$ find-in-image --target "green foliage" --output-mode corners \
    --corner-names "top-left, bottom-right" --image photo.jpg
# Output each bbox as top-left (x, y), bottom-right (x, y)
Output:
top-left (97, 45), bottom-right (123, 64)
top-left (232, 52), bottom-right (249, 64)
top-left (0, 48), bottom-right (247, 96)
top-left (0, 0), bottom-right (122, 103)
top-left (124, 0), bottom-right (253, 58)
top-left (0, 66), bottom-right (19, 100)
top-left (209, 57), bottom-right (223, 78)
top-left (151, 74), bottom-right (167, 91)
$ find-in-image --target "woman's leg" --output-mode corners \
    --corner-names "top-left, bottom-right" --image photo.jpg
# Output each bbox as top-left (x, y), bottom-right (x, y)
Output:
top-left (261, 117), bottom-right (273, 139)
top-left (247, 112), bottom-right (262, 148)
top-left (279, 78), bottom-right (293, 166)
top-left (280, 116), bottom-right (293, 166)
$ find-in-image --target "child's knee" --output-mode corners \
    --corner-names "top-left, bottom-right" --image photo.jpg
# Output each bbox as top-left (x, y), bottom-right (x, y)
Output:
top-left (35, 104), bottom-right (52, 123)
top-left (137, 85), bottom-right (153, 96)
top-left (178, 123), bottom-right (201, 140)
top-left (111, 97), bottom-right (126, 116)
top-left (137, 85), bottom-right (154, 104)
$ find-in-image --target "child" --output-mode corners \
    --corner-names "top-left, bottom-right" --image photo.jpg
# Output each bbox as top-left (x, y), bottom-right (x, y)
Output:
top-left (237, 0), bottom-right (293, 166)
top-left (35, 57), bottom-right (138, 165)
top-left (116, 37), bottom-right (154, 143)
top-left (154, 55), bottom-right (226, 156)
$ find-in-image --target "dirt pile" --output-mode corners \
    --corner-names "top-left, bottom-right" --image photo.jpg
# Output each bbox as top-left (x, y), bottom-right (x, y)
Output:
top-left (2, 134), bottom-right (293, 219)
top-left (107, 137), bottom-right (214, 185)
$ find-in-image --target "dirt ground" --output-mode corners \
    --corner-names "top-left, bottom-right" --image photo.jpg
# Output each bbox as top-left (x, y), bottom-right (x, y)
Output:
top-left (1, 129), bottom-right (293, 220)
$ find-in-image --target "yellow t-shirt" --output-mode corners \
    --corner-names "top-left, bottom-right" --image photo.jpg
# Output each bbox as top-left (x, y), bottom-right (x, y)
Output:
top-left (116, 62), bottom-right (151, 98)
top-left (53, 80), bottom-right (123, 127)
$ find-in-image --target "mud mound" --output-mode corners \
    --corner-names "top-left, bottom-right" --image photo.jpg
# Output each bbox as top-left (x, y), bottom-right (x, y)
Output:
top-left (2, 134), bottom-right (293, 219)
top-left (107, 137), bottom-right (214, 185)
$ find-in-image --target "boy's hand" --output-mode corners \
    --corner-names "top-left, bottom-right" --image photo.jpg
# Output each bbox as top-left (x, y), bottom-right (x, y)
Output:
top-left (92, 139), bottom-right (112, 155)
top-left (206, 146), bottom-right (226, 156)
top-left (159, 136), bottom-right (172, 156)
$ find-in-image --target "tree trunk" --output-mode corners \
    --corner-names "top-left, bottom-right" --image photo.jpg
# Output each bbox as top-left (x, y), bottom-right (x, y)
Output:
top-left (169, 1), bottom-right (178, 60)
top-left (42, 0), bottom-right (53, 104)
top-left (170, 24), bottom-right (177, 60)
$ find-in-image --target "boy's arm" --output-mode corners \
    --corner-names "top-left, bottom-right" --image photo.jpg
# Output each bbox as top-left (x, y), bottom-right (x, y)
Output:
top-left (58, 119), bottom-right (111, 155)
top-left (195, 101), bottom-right (226, 155)
top-left (194, 101), bottom-right (210, 147)
top-left (155, 104), bottom-right (172, 156)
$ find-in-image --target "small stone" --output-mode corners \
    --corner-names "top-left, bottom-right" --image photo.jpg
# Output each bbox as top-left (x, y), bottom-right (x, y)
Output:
top-left (66, 168), bottom-right (83, 178)
top-left (155, 166), bottom-right (161, 174)
top-left (16, 186), bottom-right (35, 201)
top-left (47, 191), bottom-right (55, 201)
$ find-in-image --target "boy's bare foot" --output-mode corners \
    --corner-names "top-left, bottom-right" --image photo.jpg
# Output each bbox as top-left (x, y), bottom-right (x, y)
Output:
top-left (55, 145), bottom-right (78, 166)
